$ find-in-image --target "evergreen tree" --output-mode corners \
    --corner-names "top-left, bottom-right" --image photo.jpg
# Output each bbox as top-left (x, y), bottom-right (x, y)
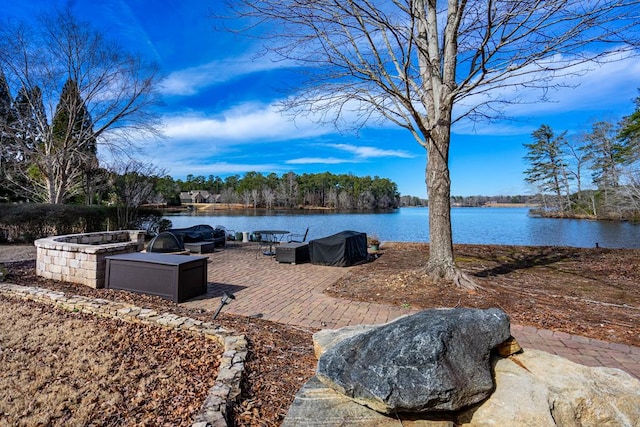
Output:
top-left (582, 121), bottom-right (625, 190)
top-left (0, 71), bottom-right (13, 157)
top-left (583, 120), bottom-right (638, 216)
top-left (51, 78), bottom-right (99, 204)
top-left (0, 71), bottom-right (11, 130)
top-left (52, 79), bottom-right (95, 151)
top-left (5, 86), bottom-right (48, 200)
top-left (13, 86), bottom-right (46, 151)
top-left (618, 94), bottom-right (640, 163)
top-left (523, 125), bottom-right (571, 213)
top-left (0, 71), bottom-right (15, 200)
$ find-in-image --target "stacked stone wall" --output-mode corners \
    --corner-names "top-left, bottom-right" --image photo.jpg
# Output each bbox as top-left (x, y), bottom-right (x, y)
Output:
top-left (34, 231), bottom-right (145, 288)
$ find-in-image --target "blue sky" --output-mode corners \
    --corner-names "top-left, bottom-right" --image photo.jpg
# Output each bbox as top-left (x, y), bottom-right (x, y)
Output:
top-left (5, 1), bottom-right (640, 198)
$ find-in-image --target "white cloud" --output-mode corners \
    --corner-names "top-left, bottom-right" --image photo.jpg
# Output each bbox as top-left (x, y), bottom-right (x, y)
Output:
top-left (286, 143), bottom-right (414, 165)
top-left (286, 157), bottom-right (351, 165)
top-left (160, 54), bottom-right (295, 96)
top-left (326, 143), bottom-right (414, 159)
top-left (525, 53), bottom-right (640, 113)
top-left (153, 100), bottom-right (416, 173)
top-left (136, 101), bottom-right (342, 178)
top-left (453, 49), bottom-right (640, 135)
top-left (162, 103), bottom-right (330, 142)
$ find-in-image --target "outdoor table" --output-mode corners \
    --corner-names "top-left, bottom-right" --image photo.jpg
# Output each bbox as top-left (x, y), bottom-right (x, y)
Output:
top-left (253, 230), bottom-right (289, 256)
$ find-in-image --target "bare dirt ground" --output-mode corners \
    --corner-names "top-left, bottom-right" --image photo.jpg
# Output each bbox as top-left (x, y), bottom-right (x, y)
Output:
top-left (1, 242), bottom-right (639, 425)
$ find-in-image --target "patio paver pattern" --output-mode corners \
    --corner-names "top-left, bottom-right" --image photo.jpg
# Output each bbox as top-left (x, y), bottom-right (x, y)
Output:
top-left (182, 243), bottom-right (640, 379)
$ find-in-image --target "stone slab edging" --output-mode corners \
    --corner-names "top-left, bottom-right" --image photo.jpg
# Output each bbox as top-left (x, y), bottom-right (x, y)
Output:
top-left (0, 283), bottom-right (246, 427)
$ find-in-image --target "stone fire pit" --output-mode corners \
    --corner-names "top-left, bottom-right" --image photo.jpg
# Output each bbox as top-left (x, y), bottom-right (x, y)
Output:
top-left (35, 230), bottom-right (145, 288)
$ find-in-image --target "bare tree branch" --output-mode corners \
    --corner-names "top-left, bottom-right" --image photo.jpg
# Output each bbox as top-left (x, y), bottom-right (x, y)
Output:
top-left (222, 0), bottom-right (640, 286)
top-left (0, 8), bottom-right (163, 203)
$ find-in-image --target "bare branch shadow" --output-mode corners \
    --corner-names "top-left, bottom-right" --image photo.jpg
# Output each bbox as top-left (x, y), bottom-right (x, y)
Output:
top-left (471, 247), bottom-right (583, 278)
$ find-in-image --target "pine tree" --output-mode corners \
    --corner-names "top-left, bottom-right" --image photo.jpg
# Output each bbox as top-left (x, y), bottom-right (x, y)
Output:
top-left (51, 79), bottom-right (99, 203)
top-left (618, 94), bottom-right (640, 163)
top-left (0, 71), bottom-right (13, 154)
top-left (0, 71), bottom-right (11, 128)
top-left (583, 121), bottom-right (626, 190)
top-left (523, 125), bottom-right (571, 213)
top-left (10, 86), bottom-right (47, 196)
top-left (12, 85), bottom-right (48, 156)
top-left (582, 120), bottom-right (636, 216)
top-left (52, 79), bottom-right (95, 152)
top-left (0, 71), bottom-right (15, 200)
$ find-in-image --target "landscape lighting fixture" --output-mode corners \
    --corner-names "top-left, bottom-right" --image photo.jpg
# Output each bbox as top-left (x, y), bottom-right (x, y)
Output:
top-left (213, 291), bottom-right (236, 320)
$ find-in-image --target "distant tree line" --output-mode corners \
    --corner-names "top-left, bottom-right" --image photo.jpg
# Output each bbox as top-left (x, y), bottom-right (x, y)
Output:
top-left (165, 171), bottom-right (400, 210)
top-left (450, 195), bottom-right (536, 207)
top-left (399, 195), bottom-right (427, 207)
top-left (523, 94), bottom-right (640, 220)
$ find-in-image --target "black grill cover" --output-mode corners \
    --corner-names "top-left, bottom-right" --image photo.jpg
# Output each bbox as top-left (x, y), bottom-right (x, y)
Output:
top-left (167, 224), bottom-right (224, 243)
top-left (309, 230), bottom-right (368, 267)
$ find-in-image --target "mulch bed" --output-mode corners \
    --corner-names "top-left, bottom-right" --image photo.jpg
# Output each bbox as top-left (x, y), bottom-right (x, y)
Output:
top-left (0, 295), bottom-right (223, 426)
top-left (328, 243), bottom-right (640, 347)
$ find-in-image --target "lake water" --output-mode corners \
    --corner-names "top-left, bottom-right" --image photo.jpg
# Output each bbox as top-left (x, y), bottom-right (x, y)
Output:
top-left (164, 207), bottom-right (640, 249)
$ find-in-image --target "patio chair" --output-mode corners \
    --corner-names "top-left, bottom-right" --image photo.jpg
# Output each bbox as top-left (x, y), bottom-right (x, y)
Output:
top-left (215, 225), bottom-right (236, 246)
top-left (287, 227), bottom-right (309, 243)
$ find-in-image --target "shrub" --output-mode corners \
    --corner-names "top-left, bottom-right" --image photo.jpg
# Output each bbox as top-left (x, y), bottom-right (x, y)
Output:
top-left (0, 204), bottom-right (164, 242)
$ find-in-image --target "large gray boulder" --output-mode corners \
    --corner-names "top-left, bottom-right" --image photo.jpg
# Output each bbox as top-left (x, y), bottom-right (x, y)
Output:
top-left (316, 308), bottom-right (511, 414)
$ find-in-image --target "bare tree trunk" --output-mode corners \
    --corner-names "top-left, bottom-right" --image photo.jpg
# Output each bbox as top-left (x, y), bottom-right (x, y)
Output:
top-left (426, 121), bottom-right (479, 290)
top-left (416, 2), bottom-right (479, 291)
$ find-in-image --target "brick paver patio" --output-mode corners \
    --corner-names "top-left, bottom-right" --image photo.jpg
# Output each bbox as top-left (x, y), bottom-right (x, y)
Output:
top-left (182, 243), bottom-right (640, 379)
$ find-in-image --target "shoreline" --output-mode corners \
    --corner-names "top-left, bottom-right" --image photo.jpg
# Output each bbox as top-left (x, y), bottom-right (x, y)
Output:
top-left (165, 203), bottom-right (539, 212)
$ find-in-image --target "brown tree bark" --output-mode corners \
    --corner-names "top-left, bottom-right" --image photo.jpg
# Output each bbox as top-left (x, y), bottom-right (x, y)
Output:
top-left (425, 115), bottom-right (479, 290)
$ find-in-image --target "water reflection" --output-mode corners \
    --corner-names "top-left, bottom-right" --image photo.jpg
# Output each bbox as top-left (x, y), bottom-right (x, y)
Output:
top-left (164, 207), bottom-right (640, 249)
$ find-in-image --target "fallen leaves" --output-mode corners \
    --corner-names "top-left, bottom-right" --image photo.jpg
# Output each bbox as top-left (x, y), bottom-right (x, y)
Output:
top-left (0, 296), bottom-right (222, 427)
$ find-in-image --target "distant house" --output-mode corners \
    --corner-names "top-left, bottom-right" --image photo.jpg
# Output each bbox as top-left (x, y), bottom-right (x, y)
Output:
top-left (179, 190), bottom-right (218, 204)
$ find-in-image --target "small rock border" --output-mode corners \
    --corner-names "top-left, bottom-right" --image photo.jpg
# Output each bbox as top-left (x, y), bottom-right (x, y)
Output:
top-left (0, 283), bottom-right (246, 427)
